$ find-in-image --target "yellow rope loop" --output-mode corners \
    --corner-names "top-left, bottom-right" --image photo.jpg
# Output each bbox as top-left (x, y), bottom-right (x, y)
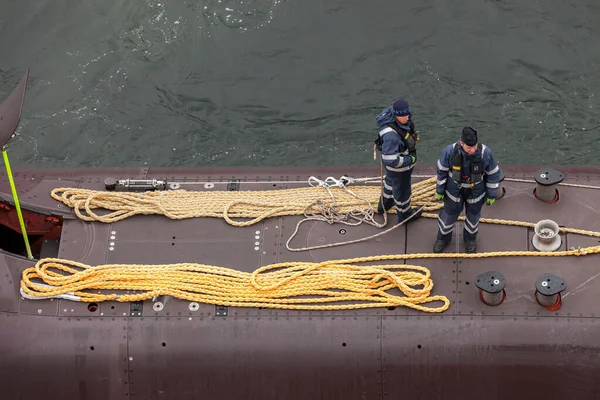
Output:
top-left (35, 176), bottom-right (600, 313)
top-left (20, 258), bottom-right (450, 312)
top-left (222, 200), bottom-right (303, 227)
top-left (49, 176), bottom-right (442, 225)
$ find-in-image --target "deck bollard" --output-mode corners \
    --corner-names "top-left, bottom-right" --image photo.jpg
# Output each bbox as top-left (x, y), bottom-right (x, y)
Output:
top-left (535, 273), bottom-right (566, 311)
top-left (475, 271), bottom-right (506, 306)
top-left (534, 168), bottom-right (563, 203)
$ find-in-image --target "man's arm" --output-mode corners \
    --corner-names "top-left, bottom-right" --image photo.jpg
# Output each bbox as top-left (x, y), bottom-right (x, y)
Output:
top-left (436, 145), bottom-right (452, 195)
top-left (483, 146), bottom-right (501, 199)
top-left (380, 128), bottom-right (413, 168)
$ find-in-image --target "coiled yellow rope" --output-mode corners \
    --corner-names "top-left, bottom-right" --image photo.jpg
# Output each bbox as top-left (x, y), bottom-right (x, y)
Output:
top-left (19, 232), bottom-right (600, 313)
top-left (50, 177), bottom-right (442, 226)
top-left (35, 175), bottom-right (600, 312)
top-left (33, 178), bottom-right (453, 312)
top-left (20, 258), bottom-right (451, 312)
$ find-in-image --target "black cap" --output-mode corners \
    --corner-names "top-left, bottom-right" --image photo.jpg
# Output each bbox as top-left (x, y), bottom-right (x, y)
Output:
top-left (461, 127), bottom-right (478, 146)
top-left (392, 98), bottom-right (411, 116)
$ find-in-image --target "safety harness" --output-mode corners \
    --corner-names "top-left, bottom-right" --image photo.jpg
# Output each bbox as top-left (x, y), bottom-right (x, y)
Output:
top-left (451, 143), bottom-right (484, 187)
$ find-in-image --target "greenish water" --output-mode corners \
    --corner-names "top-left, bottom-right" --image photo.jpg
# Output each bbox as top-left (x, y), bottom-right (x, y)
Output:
top-left (0, 0), bottom-right (599, 169)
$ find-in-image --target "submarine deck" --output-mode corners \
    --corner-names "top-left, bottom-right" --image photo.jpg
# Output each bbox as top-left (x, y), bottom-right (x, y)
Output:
top-left (1, 164), bottom-right (600, 400)
top-left (2, 164), bottom-right (600, 317)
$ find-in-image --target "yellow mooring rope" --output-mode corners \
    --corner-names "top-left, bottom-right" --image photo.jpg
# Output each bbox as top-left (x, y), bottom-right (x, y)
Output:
top-left (23, 175), bottom-right (600, 313)
top-left (20, 258), bottom-right (451, 312)
top-left (49, 177), bottom-right (442, 226)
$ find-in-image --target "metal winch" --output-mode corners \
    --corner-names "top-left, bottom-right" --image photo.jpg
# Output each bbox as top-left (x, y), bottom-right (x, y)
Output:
top-left (532, 219), bottom-right (562, 252)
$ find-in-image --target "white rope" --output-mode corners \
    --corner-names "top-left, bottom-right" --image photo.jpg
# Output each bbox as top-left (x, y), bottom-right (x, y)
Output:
top-left (20, 284), bottom-right (81, 302)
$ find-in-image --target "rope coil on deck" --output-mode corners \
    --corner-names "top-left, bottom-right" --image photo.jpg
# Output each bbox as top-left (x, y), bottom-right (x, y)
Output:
top-left (19, 234), bottom-right (600, 312)
top-left (34, 173), bottom-right (600, 312)
top-left (49, 176), bottom-right (441, 226)
top-left (20, 258), bottom-right (451, 312)
top-left (49, 175), bottom-right (600, 228)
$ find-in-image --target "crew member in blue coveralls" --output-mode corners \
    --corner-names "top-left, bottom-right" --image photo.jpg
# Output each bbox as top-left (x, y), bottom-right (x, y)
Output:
top-left (374, 98), bottom-right (422, 224)
top-left (433, 127), bottom-right (500, 253)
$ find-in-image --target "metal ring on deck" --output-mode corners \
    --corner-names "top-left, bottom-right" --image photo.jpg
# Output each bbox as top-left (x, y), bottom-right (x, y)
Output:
top-left (535, 291), bottom-right (562, 311)
top-left (480, 289), bottom-right (506, 307)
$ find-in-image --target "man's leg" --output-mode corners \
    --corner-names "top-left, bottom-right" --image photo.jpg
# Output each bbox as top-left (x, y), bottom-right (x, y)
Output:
top-left (395, 169), bottom-right (420, 223)
top-left (377, 172), bottom-right (395, 213)
top-left (389, 170), bottom-right (415, 223)
top-left (463, 193), bottom-right (486, 253)
top-left (434, 193), bottom-right (463, 252)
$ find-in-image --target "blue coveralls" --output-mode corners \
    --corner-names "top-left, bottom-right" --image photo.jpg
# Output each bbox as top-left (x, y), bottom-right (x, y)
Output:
top-left (376, 111), bottom-right (416, 222)
top-left (435, 141), bottom-right (501, 241)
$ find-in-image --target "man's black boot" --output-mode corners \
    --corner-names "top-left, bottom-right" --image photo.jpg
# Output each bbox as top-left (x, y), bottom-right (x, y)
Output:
top-left (433, 239), bottom-right (450, 253)
top-left (397, 207), bottom-right (423, 224)
top-left (376, 199), bottom-right (387, 215)
top-left (465, 240), bottom-right (477, 253)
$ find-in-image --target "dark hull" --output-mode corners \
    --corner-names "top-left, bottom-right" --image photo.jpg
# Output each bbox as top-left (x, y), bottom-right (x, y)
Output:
top-left (1, 164), bottom-right (600, 400)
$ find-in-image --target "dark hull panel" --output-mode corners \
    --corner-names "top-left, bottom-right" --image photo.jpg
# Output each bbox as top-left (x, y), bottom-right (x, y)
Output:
top-left (1, 164), bottom-right (600, 400)
top-left (0, 69), bottom-right (28, 148)
top-left (2, 312), bottom-right (599, 400)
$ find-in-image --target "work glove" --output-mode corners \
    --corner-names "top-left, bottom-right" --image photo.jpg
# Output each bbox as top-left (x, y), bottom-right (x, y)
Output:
top-left (410, 155), bottom-right (416, 164)
top-left (435, 192), bottom-right (445, 200)
top-left (486, 198), bottom-right (495, 206)
top-left (409, 150), bottom-right (417, 163)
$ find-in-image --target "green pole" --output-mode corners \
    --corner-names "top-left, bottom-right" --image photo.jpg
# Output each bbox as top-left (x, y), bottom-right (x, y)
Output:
top-left (2, 147), bottom-right (33, 259)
